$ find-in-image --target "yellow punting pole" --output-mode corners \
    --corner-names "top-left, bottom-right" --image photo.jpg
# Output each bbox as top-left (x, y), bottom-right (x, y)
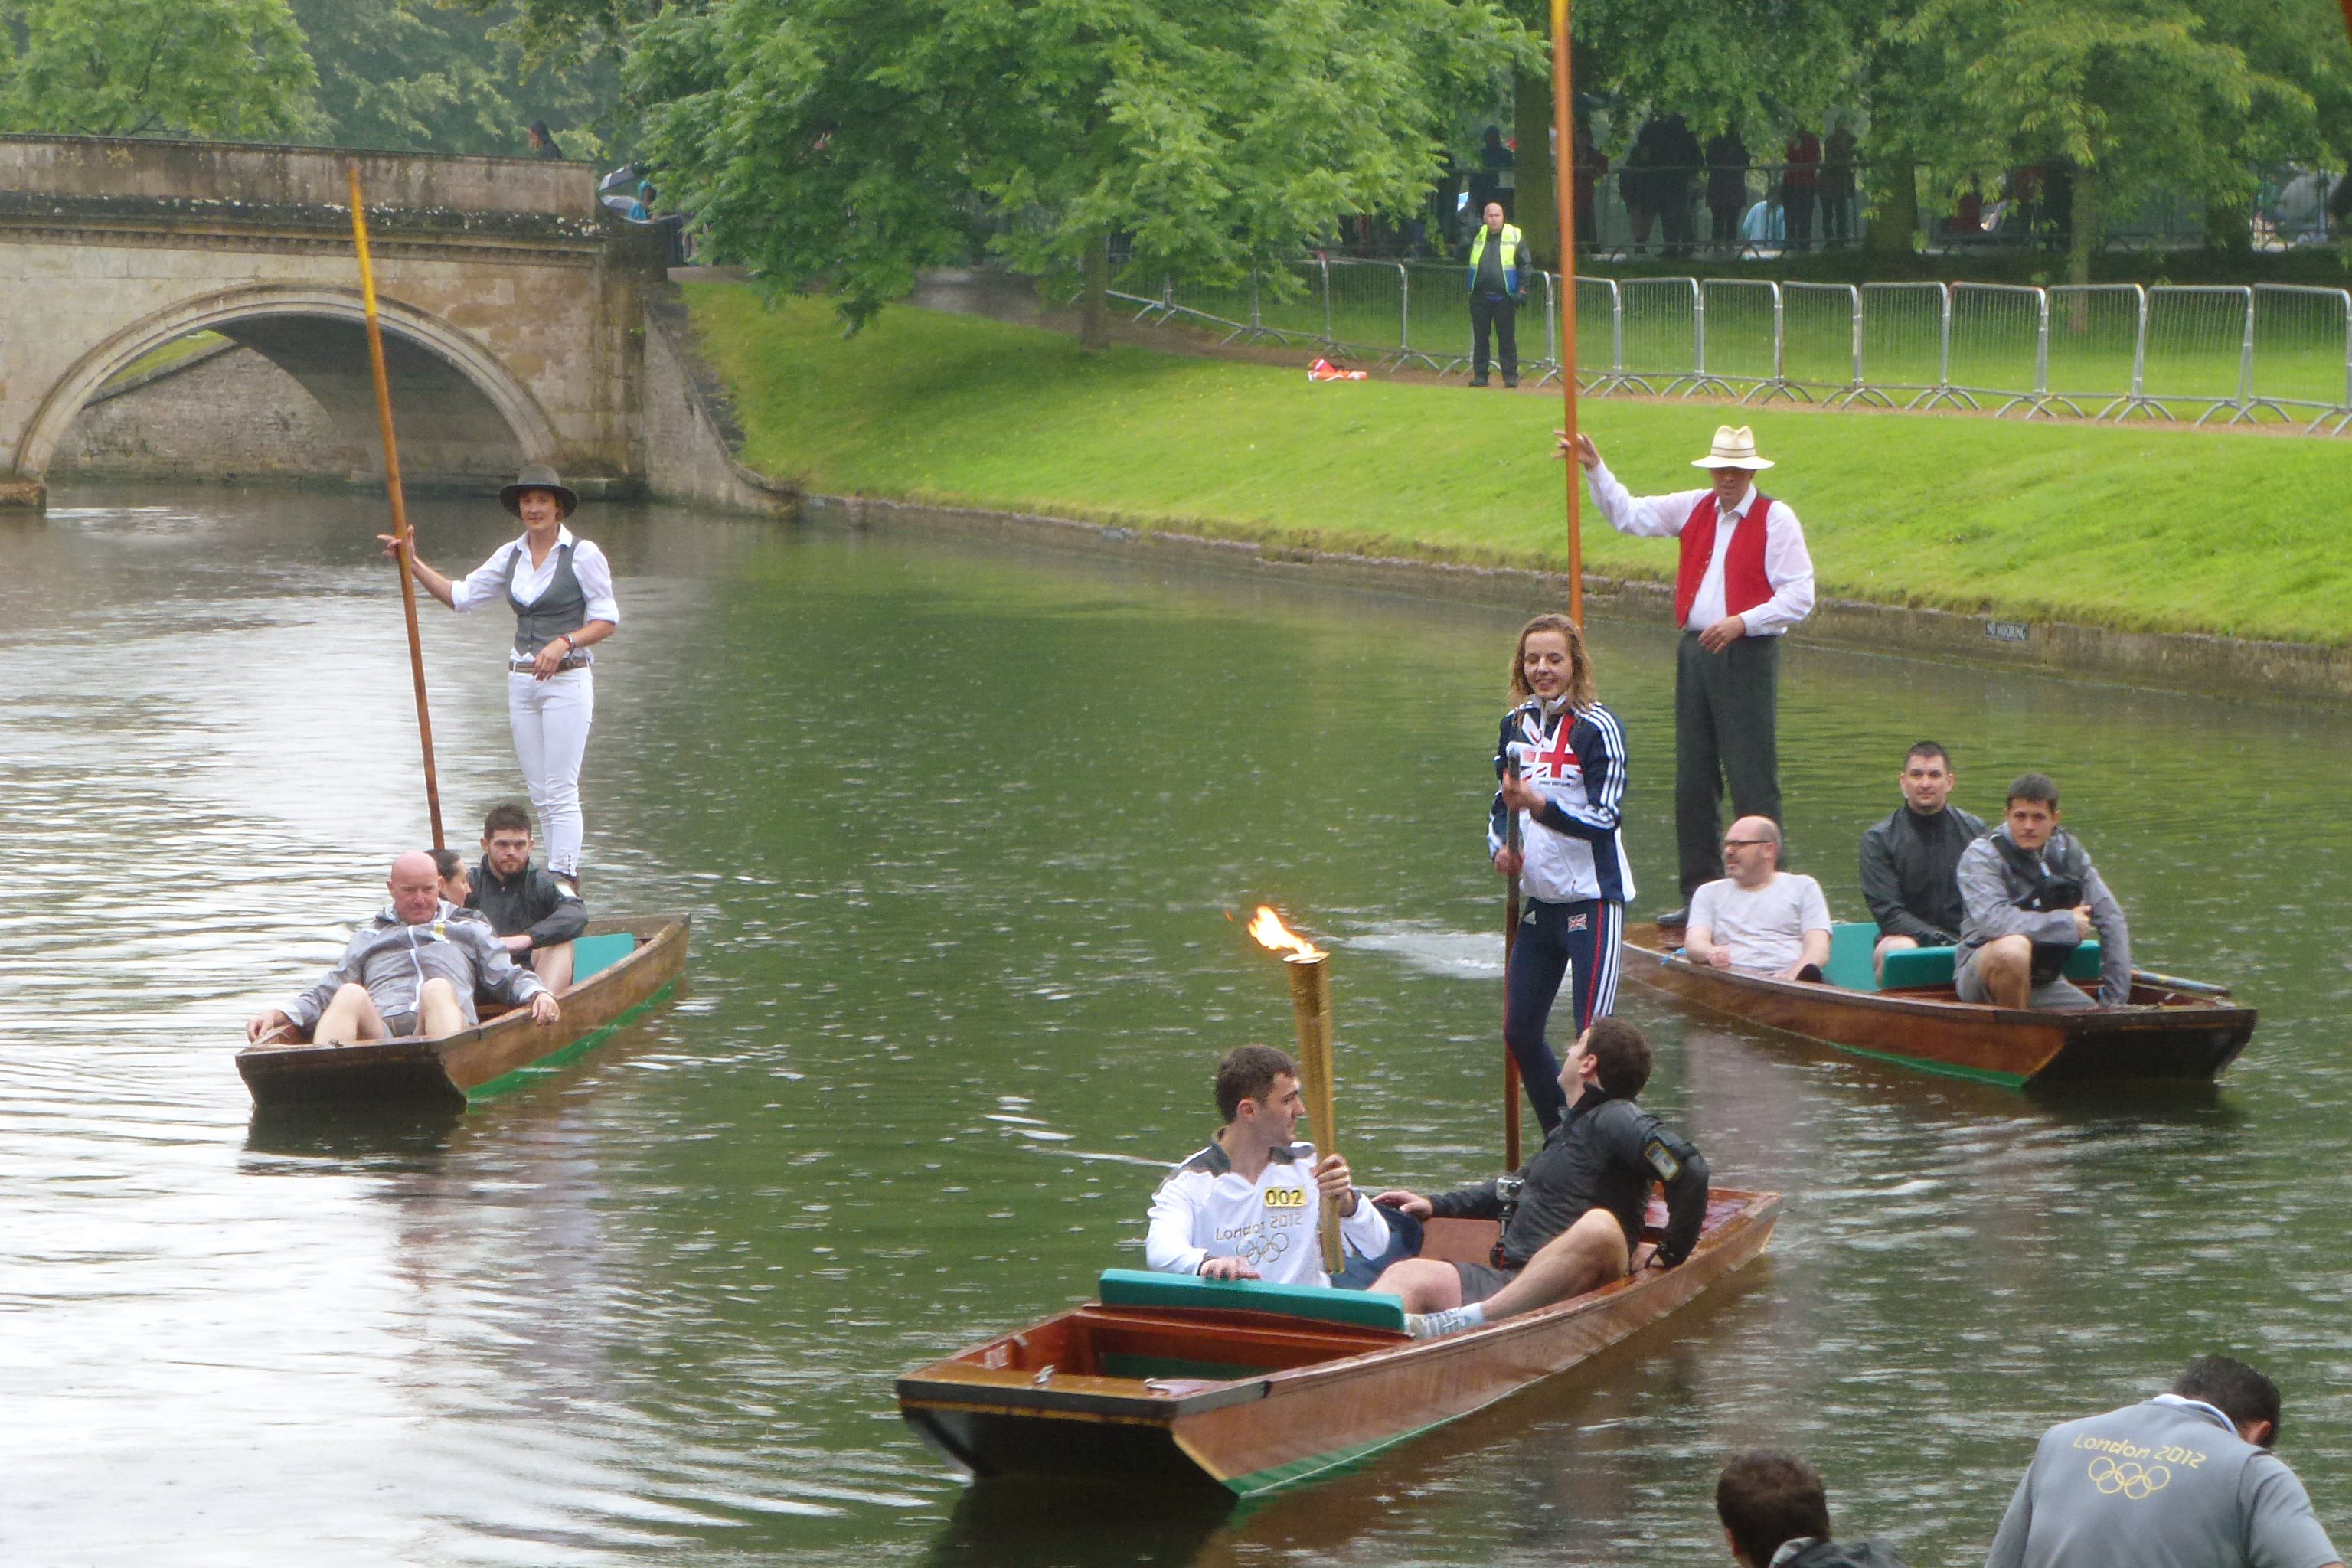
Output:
top-left (348, 162), bottom-right (446, 852)
top-left (1550, 0), bottom-right (1583, 629)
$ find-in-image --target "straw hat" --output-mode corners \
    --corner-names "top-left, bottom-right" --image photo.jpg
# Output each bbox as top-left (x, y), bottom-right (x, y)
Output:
top-left (499, 464), bottom-right (579, 518)
top-left (1690, 425), bottom-right (1775, 470)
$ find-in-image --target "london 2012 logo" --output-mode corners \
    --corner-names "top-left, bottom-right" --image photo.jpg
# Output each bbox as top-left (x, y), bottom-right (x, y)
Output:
top-left (2087, 1457), bottom-right (2170, 1500)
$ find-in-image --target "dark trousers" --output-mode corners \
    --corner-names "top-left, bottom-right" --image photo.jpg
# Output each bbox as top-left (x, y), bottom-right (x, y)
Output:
top-left (1470, 293), bottom-right (1517, 382)
top-left (1674, 632), bottom-right (1782, 899)
top-left (1659, 194), bottom-right (1695, 257)
top-left (1784, 186), bottom-right (1816, 249)
top-left (1710, 203), bottom-right (1744, 247)
top-left (1504, 897), bottom-right (1624, 1134)
top-left (1823, 191), bottom-right (1852, 242)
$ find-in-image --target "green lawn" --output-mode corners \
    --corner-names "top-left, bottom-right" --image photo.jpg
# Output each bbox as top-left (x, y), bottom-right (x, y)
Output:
top-left (684, 282), bottom-right (2352, 645)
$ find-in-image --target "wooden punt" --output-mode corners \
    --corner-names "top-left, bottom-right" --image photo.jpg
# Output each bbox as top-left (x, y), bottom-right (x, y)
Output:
top-left (1620, 922), bottom-right (2253, 1089)
top-left (236, 911), bottom-right (689, 1111)
top-left (897, 1187), bottom-right (1780, 1499)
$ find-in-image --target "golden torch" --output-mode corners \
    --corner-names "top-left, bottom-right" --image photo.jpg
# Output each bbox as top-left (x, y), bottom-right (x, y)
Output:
top-left (1248, 906), bottom-right (1344, 1275)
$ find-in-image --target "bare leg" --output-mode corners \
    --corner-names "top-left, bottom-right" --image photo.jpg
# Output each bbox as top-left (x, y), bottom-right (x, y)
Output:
top-left (416, 976), bottom-right (467, 1038)
top-left (532, 941), bottom-right (574, 992)
top-left (1370, 1258), bottom-right (1464, 1313)
top-left (1873, 933), bottom-right (1918, 984)
top-left (1475, 1209), bottom-right (1631, 1324)
top-left (1973, 933), bottom-right (2034, 1009)
top-left (313, 982), bottom-right (390, 1047)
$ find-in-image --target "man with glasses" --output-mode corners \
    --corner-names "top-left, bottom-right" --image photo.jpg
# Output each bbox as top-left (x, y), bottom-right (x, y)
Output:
top-left (1685, 816), bottom-right (1831, 982)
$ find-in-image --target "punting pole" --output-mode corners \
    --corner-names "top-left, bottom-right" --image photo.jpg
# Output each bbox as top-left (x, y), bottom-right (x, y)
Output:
top-left (1549, 0), bottom-right (1583, 629)
top-left (1280, 951), bottom-right (1347, 1276)
top-left (347, 162), bottom-right (446, 852)
top-left (1502, 773), bottom-right (1524, 1171)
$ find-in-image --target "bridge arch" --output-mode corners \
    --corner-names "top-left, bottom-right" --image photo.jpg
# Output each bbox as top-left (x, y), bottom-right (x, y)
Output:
top-left (18, 283), bottom-right (561, 482)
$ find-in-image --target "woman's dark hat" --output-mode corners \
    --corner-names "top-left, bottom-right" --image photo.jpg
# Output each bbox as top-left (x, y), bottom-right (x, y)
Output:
top-left (499, 465), bottom-right (578, 519)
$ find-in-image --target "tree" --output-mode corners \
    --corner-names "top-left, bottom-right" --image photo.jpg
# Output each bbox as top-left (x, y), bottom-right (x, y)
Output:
top-left (626, 0), bottom-right (1533, 341)
top-left (0, 0), bottom-right (317, 139)
top-left (1900, 0), bottom-right (2316, 282)
top-left (289, 0), bottom-right (623, 158)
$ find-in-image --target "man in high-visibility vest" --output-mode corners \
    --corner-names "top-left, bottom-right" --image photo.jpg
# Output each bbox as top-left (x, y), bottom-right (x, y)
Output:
top-left (1465, 201), bottom-right (1530, 388)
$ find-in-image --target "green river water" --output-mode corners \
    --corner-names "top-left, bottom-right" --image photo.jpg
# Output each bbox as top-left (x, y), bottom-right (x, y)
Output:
top-left (5, 488), bottom-right (2351, 1566)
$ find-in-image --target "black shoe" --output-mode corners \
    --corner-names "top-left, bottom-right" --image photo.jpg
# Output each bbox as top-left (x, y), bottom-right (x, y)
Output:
top-left (1503, 377), bottom-right (1519, 388)
top-left (1795, 962), bottom-right (1824, 984)
top-left (1654, 906), bottom-right (1690, 929)
top-left (1469, 376), bottom-right (1490, 387)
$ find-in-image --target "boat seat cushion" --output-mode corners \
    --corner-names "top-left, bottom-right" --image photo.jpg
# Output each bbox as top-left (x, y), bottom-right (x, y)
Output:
top-left (1824, 922), bottom-right (1881, 991)
top-left (1880, 937), bottom-right (2100, 990)
top-left (570, 932), bottom-right (635, 984)
top-left (1098, 1269), bottom-right (1408, 1332)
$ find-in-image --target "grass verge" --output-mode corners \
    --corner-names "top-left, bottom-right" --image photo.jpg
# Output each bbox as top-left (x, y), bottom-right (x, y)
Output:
top-left (684, 283), bottom-right (2352, 645)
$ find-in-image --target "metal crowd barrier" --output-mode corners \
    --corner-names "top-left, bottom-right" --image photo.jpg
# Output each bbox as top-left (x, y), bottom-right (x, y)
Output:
top-left (1101, 265), bottom-right (2352, 433)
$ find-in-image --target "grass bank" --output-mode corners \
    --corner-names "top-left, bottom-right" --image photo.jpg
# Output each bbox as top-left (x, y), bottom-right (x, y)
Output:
top-left (684, 282), bottom-right (2352, 645)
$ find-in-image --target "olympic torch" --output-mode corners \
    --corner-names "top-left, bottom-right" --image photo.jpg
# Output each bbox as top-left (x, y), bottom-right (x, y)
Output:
top-left (1248, 906), bottom-right (1344, 1276)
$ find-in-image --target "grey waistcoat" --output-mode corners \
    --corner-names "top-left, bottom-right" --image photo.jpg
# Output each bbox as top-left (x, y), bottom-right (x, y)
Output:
top-left (508, 541), bottom-right (588, 656)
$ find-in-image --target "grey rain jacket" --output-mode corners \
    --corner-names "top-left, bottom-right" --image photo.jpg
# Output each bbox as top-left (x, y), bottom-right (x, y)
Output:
top-left (1955, 826), bottom-right (2132, 1004)
top-left (286, 900), bottom-right (547, 1031)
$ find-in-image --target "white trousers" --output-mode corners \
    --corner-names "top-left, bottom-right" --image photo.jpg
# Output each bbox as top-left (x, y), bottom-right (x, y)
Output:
top-left (506, 667), bottom-right (593, 876)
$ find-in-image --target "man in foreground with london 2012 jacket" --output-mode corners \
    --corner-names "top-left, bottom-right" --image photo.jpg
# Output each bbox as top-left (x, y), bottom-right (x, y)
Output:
top-left (1368, 1017), bottom-right (1708, 1339)
top-left (246, 851), bottom-right (557, 1047)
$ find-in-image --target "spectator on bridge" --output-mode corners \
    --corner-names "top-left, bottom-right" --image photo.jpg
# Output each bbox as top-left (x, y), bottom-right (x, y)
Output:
top-left (1821, 122), bottom-right (1857, 244)
top-left (528, 121), bottom-right (564, 160)
top-left (1782, 129), bottom-right (1821, 250)
top-left (1573, 121), bottom-right (1607, 248)
top-left (1622, 119), bottom-right (1663, 254)
top-left (1706, 129), bottom-right (1751, 253)
top-left (1655, 114), bottom-right (1704, 260)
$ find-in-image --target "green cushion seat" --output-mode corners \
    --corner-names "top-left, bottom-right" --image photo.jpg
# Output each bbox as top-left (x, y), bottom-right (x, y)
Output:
top-left (1879, 936), bottom-right (2099, 991)
top-left (1824, 922), bottom-right (1881, 991)
top-left (1098, 1268), bottom-right (1408, 1332)
top-left (570, 932), bottom-right (635, 984)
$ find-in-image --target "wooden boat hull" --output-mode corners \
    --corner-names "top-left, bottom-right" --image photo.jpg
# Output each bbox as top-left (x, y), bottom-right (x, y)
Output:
top-left (899, 1189), bottom-right (1780, 1498)
top-left (1620, 923), bottom-right (2252, 1088)
top-left (235, 912), bottom-right (689, 1110)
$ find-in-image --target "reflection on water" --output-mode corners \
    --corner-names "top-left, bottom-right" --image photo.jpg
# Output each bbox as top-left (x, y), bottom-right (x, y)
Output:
top-left (4, 487), bottom-right (2352, 1566)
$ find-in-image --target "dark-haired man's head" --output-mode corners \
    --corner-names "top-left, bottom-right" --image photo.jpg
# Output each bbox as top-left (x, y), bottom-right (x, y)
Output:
top-left (1214, 1044), bottom-right (1305, 1155)
top-left (2004, 773), bottom-right (2062, 853)
top-left (1561, 1016), bottom-right (1653, 1103)
top-left (2174, 1354), bottom-right (2282, 1449)
top-left (482, 802), bottom-right (536, 878)
top-left (1717, 1450), bottom-right (1833, 1568)
top-left (1899, 743), bottom-right (1955, 816)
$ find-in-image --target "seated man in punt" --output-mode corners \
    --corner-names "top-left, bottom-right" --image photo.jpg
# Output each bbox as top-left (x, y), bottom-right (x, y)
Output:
top-left (466, 802), bottom-right (589, 991)
top-left (1955, 773), bottom-right (2132, 1011)
top-left (1145, 1045), bottom-right (1398, 1289)
top-left (1686, 816), bottom-right (1832, 982)
top-left (1370, 1018), bottom-right (1709, 1338)
top-left (1857, 741), bottom-right (1985, 982)
top-left (246, 851), bottom-right (558, 1047)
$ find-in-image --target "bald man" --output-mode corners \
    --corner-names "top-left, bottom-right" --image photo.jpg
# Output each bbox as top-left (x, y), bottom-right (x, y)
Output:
top-left (247, 851), bottom-right (558, 1047)
top-left (1684, 815), bottom-right (1831, 982)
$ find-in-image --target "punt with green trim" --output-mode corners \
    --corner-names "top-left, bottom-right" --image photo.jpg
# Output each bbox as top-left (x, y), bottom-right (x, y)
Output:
top-left (1622, 920), bottom-right (2253, 1089)
top-left (236, 912), bottom-right (689, 1111)
top-left (897, 1187), bottom-right (1780, 1499)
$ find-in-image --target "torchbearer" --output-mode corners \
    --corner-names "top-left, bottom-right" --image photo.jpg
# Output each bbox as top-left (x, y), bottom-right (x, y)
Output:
top-left (1563, 425), bottom-right (1815, 924)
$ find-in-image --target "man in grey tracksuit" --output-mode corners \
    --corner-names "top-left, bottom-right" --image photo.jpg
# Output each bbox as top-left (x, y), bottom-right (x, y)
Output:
top-left (1955, 773), bottom-right (2131, 1011)
top-left (248, 851), bottom-right (557, 1046)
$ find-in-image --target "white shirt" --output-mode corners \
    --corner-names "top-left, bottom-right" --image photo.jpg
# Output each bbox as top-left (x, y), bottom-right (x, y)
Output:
top-left (452, 526), bottom-right (622, 626)
top-left (1687, 872), bottom-right (1832, 974)
top-left (1583, 460), bottom-right (1816, 634)
top-left (1145, 1138), bottom-right (1391, 1289)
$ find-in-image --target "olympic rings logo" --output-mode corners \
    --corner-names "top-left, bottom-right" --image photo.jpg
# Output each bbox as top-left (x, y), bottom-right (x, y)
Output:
top-left (2088, 1457), bottom-right (2171, 1501)
top-left (1237, 1230), bottom-right (1292, 1267)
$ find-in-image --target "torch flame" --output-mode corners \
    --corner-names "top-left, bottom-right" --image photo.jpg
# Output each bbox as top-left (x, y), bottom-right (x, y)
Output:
top-left (1248, 905), bottom-right (1325, 962)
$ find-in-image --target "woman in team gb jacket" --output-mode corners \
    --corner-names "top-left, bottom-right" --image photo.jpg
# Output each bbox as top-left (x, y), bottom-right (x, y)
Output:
top-left (1489, 613), bottom-right (1635, 1135)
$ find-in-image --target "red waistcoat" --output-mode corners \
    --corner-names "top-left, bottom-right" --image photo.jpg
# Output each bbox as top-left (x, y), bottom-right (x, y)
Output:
top-left (1673, 493), bottom-right (1775, 629)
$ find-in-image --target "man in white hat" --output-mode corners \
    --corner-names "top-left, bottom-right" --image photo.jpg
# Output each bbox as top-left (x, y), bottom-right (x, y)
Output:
top-left (1565, 426), bottom-right (1815, 925)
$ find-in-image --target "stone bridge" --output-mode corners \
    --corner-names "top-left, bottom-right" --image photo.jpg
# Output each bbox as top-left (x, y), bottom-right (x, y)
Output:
top-left (0, 135), bottom-right (698, 510)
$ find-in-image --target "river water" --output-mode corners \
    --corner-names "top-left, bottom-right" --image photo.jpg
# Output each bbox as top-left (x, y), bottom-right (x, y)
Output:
top-left (5, 488), bottom-right (2350, 1567)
